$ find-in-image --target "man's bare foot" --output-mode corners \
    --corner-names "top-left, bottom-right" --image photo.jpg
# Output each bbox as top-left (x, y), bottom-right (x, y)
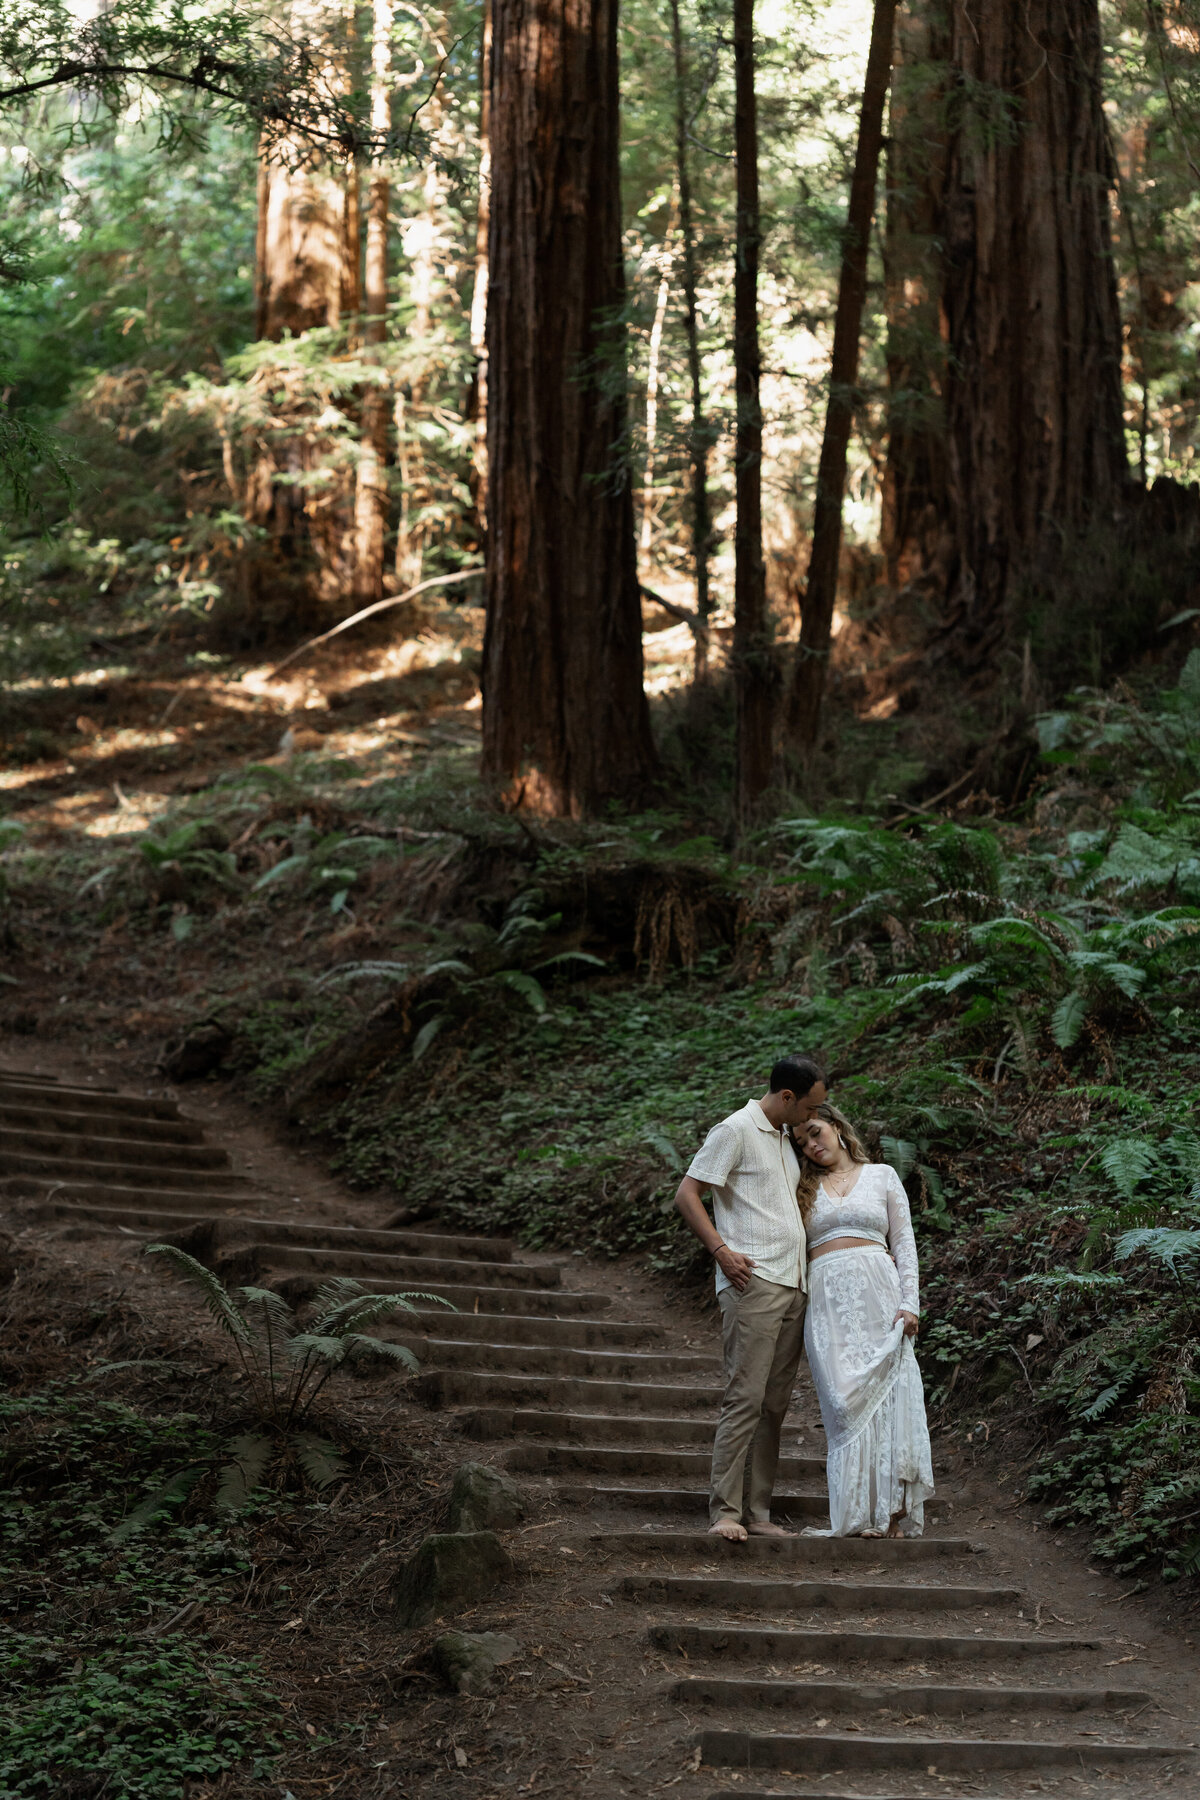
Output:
top-left (708, 1519), bottom-right (748, 1541)
top-left (886, 1518), bottom-right (906, 1539)
top-left (746, 1520), bottom-right (795, 1537)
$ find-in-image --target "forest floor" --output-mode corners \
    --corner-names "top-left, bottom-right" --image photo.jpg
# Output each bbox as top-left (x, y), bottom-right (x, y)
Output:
top-left (5, 1032), bottom-right (1200, 1800)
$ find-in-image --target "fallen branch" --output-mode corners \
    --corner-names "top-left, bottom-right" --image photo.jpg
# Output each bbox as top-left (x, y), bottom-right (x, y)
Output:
top-left (268, 569), bottom-right (483, 677)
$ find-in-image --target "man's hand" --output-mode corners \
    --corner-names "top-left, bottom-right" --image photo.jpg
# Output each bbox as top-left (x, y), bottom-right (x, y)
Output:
top-left (894, 1309), bottom-right (919, 1338)
top-left (715, 1246), bottom-right (755, 1292)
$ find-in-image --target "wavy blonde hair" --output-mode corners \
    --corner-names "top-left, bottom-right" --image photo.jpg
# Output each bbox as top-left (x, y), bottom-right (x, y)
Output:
top-left (793, 1101), bottom-right (870, 1226)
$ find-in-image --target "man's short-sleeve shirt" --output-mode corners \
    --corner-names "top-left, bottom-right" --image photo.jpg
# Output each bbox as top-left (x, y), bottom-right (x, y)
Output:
top-left (687, 1098), bottom-right (806, 1296)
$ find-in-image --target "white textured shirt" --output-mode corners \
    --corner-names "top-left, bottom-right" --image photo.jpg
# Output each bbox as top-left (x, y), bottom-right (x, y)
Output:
top-left (687, 1098), bottom-right (806, 1296)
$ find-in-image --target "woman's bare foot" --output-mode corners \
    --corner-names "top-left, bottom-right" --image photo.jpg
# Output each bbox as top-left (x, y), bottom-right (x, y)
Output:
top-left (746, 1520), bottom-right (795, 1537)
top-left (859, 1527), bottom-right (885, 1538)
top-left (709, 1518), bottom-right (749, 1541)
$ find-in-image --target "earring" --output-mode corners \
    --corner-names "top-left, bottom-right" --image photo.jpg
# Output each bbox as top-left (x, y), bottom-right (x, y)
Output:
top-left (838, 1135), bottom-right (848, 1150)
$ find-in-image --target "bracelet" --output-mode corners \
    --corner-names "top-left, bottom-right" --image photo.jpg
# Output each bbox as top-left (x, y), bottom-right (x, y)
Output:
top-left (711, 1241), bottom-right (728, 1258)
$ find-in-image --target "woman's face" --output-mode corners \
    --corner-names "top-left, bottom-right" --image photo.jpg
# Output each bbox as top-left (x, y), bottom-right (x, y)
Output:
top-left (803, 1118), bottom-right (840, 1165)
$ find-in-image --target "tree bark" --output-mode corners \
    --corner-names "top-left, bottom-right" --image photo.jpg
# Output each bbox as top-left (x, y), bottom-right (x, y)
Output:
top-left (669, 0), bottom-right (712, 679)
top-left (469, 0), bottom-right (493, 536)
top-left (786, 0), bottom-right (896, 750)
top-left (352, 0), bottom-right (393, 605)
top-left (886, 0), bottom-right (1130, 665)
top-left (482, 0), bottom-right (658, 816)
top-left (733, 0), bottom-right (771, 816)
top-left (880, 0), bottom-right (948, 595)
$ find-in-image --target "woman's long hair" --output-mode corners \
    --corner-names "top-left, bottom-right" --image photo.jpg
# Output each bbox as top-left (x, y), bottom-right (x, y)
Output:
top-left (794, 1101), bottom-right (870, 1225)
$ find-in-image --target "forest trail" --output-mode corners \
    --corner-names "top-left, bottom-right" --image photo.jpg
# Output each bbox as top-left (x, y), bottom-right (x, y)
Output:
top-left (3, 1061), bottom-right (1199, 1800)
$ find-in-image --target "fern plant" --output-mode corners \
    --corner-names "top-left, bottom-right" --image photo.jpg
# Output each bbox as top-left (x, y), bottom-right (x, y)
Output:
top-left (119, 1247), bottom-right (450, 1536)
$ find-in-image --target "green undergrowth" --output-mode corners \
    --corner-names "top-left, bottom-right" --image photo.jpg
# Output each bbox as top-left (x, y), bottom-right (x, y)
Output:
top-left (0, 1386), bottom-right (285, 1797)
top-left (4, 657), bottom-right (1200, 1583)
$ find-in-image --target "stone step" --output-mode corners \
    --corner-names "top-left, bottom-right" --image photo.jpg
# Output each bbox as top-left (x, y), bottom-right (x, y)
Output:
top-left (558, 1486), bottom-right (828, 1519)
top-left (7, 1182), bottom-right (250, 1216)
top-left (621, 1575), bottom-right (1019, 1613)
top-left (489, 1413), bottom-right (813, 1451)
top-left (595, 1532), bottom-right (975, 1567)
top-left (0, 1102), bottom-right (204, 1145)
top-left (191, 1218), bottom-right (515, 1261)
top-left (280, 1278), bottom-right (614, 1318)
top-left (417, 1368), bottom-right (726, 1411)
top-left (505, 1441), bottom-right (825, 1479)
top-left (0, 1125), bottom-right (230, 1172)
top-left (673, 1674), bottom-right (1152, 1715)
top-left (706, 1792), bottom-right (943, 1800)
top-left (0, 1149), bottom-right (251, 1191)
top-left (649, 1623), bottom-right (1103, 1663)
top-left (415, 1369), bottom-right (724, 1414)
top-left (0, 1078), bottom-right (179, 1121)
top-left (255, 1244), bottom-right (559, 1287)
top-left (406, 1311), bottom-right (664, 1349)
top-left (696, 1726), bottom-right (1178, 1774)
top-left (395, 1336), bottom-right (719, 1381)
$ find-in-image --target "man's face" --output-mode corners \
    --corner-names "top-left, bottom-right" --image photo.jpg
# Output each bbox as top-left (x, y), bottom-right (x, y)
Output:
top-left (784, 1081), bottom-right (828, 1126)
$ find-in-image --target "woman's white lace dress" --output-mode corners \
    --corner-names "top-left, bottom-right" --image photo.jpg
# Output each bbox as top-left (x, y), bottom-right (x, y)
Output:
top-left (802, 1164), bottom-right (934, 1536)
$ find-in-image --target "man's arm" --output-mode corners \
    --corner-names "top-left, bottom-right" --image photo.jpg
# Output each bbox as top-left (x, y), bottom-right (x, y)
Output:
top-left (674, 1175), bottom-right (755, 1292)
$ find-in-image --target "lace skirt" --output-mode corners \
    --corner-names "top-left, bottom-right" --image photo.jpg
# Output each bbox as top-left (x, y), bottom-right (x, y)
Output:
top-left (803, 1246), bottom-right (934, 1537)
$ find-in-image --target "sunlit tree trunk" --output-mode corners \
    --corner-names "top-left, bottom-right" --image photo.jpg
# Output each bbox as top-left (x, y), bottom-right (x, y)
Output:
top-left (733, 0), bottom-right (771, 816)
top-left (255, 153), bottom-right (348, 340)
top-left (670, 0), bottom-right (712, 680)
top-left (640, 204), bottom-right (674, 558)
top-left (482, 0), bottom-right (658, 815)
top-left (785, 0), bottom-right (896, 750)
top-left (469, 0), bottom-right (493, 537)
top-left (395, 12), bottom-right (451, 587)
top-left (353, 0), bottom-right (393, 604)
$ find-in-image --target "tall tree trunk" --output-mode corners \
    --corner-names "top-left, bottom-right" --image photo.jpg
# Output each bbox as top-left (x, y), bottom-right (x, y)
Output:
top-left (669, 0), bottom-right (712, 679)
top-left (733, 0), bottom-right (771, 816)
top-left (255, 152), bottom-right (348, 339)
top-left (353, 0), bottom-right (393, 604)
top-left (640, 207), bottom-right (674, 557)
top-left (786, 0), bottom-right (896, 750)
top-left (395, 11), bottom-right (450, 588)
top-left (469, 0), bottom-right (493, 537)
top-left (894, 0), bottom-right (1130, 667)
top-left (880, 0), bottom-right (948, 594)
top-left (482, 0), bottom-right (658, 816)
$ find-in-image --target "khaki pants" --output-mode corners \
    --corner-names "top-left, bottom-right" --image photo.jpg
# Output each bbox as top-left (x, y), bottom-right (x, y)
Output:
top-left (710, 1274), bottom-right (806, 1527)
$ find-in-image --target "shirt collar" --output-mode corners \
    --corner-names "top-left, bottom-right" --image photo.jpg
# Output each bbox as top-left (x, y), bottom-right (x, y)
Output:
top-left (746, 1098), bottom-right (780, 1134)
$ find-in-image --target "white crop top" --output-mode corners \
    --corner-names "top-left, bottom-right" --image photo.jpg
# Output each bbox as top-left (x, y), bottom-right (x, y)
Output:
top-left (806, 1163), bottom-right (921, 1313)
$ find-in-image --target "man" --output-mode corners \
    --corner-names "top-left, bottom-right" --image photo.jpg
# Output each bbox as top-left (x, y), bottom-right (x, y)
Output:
top-left (673, 1055), bottom-right (828, 1542)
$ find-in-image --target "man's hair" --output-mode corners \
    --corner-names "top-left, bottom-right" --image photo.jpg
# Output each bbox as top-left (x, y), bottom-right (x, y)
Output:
top-left (768, 1055), bottom-right (825, 1096)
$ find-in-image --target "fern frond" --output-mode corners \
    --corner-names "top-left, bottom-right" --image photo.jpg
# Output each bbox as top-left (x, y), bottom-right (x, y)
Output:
top-left (339, 1334), bottom-right (421, 1373)
top-left (145, 1245), bottom-right (250, 1345)
top-left (1052, 989), bottom-right (1088, 1049)
top-left (1099, 1138), bottom-right (1158, 1199)
top-left (1113, 1227), bottom-right (1200, 1274)
top-left (215, 1432), bottom-right (275, 1512)
top-left (290, 1431), bottom-right (347, 1490)
top-left (111, 1464), bottom-right (206, 1543)
top-left (287, 1333), bottom-right (348, 1367)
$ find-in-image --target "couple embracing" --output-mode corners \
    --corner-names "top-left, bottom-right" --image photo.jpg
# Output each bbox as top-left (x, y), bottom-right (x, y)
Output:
top-left (674, 1055), bottom-right (934, 1542)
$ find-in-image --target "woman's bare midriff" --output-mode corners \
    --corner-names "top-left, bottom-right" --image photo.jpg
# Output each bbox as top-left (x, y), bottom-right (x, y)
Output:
top-left (808, 1236), bottom-right (885, 1260)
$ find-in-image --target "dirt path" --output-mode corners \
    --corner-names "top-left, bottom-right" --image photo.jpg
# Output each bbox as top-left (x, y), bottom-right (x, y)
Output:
top-left (4, 1047), bottom-right (1200, 1800)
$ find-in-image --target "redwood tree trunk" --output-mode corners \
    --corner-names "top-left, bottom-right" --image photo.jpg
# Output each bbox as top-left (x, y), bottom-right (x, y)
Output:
top-left (352, 0), bottom-right (393, 604)
top-left (786, 0), bottom-right (896, 750)
top-left (902, 0), bottom-right (1130, 662)
top-left (732, 0), bottom-right (771, 816)
top-left (482, 0), bottom-right (657, 816)
top-left (880, 0), bottom-right (948, 595)
top-left (670, 0), bottom-right (712, 679)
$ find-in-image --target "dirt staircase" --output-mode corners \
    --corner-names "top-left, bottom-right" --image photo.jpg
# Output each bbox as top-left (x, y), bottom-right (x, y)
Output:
top-left (6, 1067), bottom-right (1193, 1800)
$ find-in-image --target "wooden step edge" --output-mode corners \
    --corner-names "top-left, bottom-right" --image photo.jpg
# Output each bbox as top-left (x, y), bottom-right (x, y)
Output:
top-left (647, 1624), bottom-right (1106, 1659)
top-left (695, 1726), bottom-right (1184, 1771)
top-left (671, 1674), bottom-right (1154, 1709)
top-left (590, 1531), bottom-right (976, 1560)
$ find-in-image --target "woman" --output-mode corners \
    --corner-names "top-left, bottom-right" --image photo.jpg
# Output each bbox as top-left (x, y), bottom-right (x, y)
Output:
top-left (797, 1103), bottom-right (934, 1538)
